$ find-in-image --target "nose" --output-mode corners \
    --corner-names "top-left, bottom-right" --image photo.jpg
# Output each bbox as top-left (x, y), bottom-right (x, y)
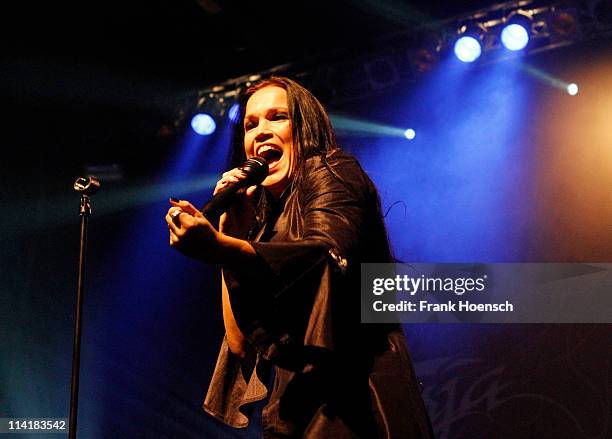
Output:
top-left (254, 120), bottom-right (273, 142)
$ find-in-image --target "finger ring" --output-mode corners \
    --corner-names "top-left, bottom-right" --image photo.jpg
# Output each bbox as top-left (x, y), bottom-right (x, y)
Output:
top-left (171, 210), bottom-right (181, 220)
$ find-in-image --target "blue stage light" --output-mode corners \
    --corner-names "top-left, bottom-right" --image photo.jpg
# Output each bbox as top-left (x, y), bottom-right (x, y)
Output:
top-left (501, 24), bottom-right (530, 51)
top-left (454, 22), bottom-right (486, 63)
top-left (454, 36), bottom-right (482, 63)
top-left (404, 128), bottom-right (416, 140)
top-left (501, 11), bottom-right (532, 51)
top-left (191, 113), bottom-right (216, 136)
top-left (228, 103), bottom-right (240, 124)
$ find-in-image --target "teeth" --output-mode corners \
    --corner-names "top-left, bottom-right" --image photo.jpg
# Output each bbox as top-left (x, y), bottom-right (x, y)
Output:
top-left (257, 145), bottom-right (280, 156)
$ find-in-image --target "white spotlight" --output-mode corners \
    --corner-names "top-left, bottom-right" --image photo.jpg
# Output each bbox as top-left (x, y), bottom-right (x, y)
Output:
top-left (454, 36), bottom-right (482, 63)
top-left (404, 128), bottom-right (416, 140)
top-left (191, 113), bottom-right (216, 136)
top-left (501, 24), bottom-right (530, 51)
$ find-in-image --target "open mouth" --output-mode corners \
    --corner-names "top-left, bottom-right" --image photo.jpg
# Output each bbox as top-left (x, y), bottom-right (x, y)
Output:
top-left (256, 146), bottom-right (283, 168)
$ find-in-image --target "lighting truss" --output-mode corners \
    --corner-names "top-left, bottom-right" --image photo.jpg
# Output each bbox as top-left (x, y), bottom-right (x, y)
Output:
top-left (177, 0), bottom-right (610, 123)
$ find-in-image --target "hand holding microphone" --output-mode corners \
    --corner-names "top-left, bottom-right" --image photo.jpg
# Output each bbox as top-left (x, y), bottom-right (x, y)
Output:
top-left (201, 157), bottom-right (268, 219)
top-left (165, 157), bottom-right (268, 261)
top-left (169, 156), bottom-right (268, 223)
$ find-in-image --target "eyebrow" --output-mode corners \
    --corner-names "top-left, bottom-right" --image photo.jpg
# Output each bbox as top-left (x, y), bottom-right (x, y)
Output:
top-left (243, 106), bottom-right (289, 120)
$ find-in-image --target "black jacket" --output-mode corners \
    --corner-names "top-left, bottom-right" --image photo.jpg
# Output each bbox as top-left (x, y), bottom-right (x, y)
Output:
top-left (204, 149), bottom-right (434, 438)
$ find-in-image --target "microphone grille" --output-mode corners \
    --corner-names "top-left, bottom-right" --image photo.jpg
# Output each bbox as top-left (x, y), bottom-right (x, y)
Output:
top-left (241, 157), bottom-right (269, 185)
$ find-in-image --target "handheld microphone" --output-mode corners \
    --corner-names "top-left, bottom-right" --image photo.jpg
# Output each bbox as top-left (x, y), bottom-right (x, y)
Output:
top-left (200, 157), bottom-right (268, 219)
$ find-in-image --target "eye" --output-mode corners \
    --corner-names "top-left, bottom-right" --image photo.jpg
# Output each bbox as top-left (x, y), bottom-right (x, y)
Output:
top-left (272, 112), bottom-right (288, 120)
top-left (244, 120), bottom-right (256, 131)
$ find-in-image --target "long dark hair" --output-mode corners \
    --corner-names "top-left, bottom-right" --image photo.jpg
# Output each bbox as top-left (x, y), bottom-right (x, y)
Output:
top-left (229, 76), bottom-right (337, 186)
top-left (229, 76), bottom-right (396, 263)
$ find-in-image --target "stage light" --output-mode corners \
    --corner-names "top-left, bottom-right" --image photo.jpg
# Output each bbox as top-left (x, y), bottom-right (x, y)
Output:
top-left (549, 9), bottom-right (578, 38)
top-left (412, 48), bottom-right (439, 73)
top-left (454, 22), bottom-right (486, 63)
top-left (409, 32), bottom-right (443, 73)
top-left (454, 36), bottom-right (482, 62)
top-left (567, 83), bottom-right (579, 95)
top-left (365, 56), bottom-right (400, 89)
top-left (501, 24), bottom-right (529, 50)
top-left (404, 128), bottom-right (416, 140)
top-left (228, 103), bottom-right (240, 124)
top-left (190, 113), bottom-right (216, 136)
top-left (501, 11), bottom-right (532, 51)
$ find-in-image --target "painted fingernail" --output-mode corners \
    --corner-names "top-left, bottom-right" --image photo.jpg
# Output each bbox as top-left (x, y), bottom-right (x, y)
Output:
top-left (170, 197), bottom-right (180, 203)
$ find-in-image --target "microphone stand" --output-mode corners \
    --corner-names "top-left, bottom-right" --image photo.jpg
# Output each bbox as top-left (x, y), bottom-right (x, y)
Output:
top-left (69, 177), bottom-right (100, 439)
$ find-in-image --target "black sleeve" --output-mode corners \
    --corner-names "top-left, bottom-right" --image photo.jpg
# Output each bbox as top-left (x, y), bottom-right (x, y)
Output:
top-left (254, 153), bottom-right (369, 282)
